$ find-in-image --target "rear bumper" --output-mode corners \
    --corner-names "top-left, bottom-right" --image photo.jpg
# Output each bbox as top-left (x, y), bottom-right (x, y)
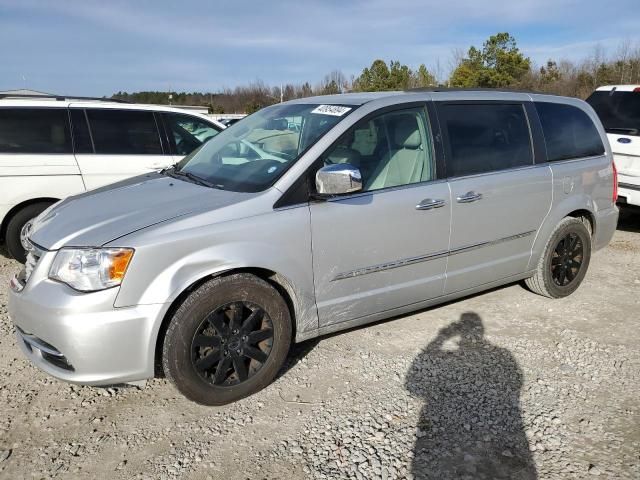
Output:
top-left (618, 175), bottom-right (640, 207)
top-left (8, 256), bottom-right (169, 385)
top-left (593, 205), bottom-right (619, 251)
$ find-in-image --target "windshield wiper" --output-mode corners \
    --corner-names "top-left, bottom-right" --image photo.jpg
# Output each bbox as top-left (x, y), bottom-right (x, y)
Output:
top-left (606, 127), bottom-right (639, 135)
top-left (168, 169), bottom-right (217, 188)
top-left (159, 163), bottom-right (179, 174)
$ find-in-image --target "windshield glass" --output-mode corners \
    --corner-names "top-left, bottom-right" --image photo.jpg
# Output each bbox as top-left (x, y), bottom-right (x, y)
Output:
top-left (176, 103), bottom-right (355, 192)
top-left (586, 91), bottom-right (640, 135)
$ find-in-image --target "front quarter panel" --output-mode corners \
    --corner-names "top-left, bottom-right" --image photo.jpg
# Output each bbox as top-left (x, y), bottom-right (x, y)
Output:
top-left (110, 202), bottom-right (317, 335)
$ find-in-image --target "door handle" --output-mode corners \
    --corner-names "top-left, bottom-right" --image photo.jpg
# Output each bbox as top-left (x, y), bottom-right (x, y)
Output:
top-left (416, 198), bottom-right (446, 210)
top-left (456, 191), bottom-right (483, 203)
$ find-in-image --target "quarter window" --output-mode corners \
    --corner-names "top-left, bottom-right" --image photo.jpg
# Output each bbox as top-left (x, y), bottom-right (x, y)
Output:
top-left (0, 108), bottom-right (72, 154)
top-left (164, 113), bottom-right (221, 156)
top-left (86, 109), bottom-right (162, 155)
top-left (535, 102), bottom-right (605, 161)
top-left (438, 103), bottom-right (533, 177)
top-left (322, 107), bottom-right (434, 192)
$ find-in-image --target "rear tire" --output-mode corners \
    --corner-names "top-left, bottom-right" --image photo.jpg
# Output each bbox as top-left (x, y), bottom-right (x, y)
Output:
top-left (525, 217), bottom-right (591, 298)
top-left (5, 202), bottom-right (53, 263)
top-left (162, 273), bottom-right (292, 405)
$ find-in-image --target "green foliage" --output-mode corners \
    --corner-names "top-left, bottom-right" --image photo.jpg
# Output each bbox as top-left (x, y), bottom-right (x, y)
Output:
top-left (539, 60), bottom-right (562, 85)
top-left (353, 60), bottom-right (436, 91)
top-left (450, 32), bottom-right (531, 88)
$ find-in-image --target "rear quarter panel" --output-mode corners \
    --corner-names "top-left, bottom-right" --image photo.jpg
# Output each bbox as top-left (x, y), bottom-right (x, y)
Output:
top-left (528, 155), bottom-right (616, 270)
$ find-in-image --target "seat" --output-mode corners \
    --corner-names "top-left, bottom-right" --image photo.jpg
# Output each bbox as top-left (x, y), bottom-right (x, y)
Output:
top-left (366, 114), bottom-right (425, 190)
top-left (325, 130), bottom-right (362, 168)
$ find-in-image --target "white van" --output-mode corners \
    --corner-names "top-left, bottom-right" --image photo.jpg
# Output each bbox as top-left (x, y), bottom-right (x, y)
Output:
top-left (0, 95), bottom-right (224, 261)
top-left (586, 85), bottom-right (640, 208)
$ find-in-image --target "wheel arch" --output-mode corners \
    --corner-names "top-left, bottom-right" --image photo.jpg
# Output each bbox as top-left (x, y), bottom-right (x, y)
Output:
top-left (566, 208), bottom-right (595, 237)
top-left (0, 197), bottom-right (59, 241)
top-left (153, 267), bottom-right (299, 376)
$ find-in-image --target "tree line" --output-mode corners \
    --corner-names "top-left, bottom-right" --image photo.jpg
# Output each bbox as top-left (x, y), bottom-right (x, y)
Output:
top-left (111, 33), bottom-right (640, 114)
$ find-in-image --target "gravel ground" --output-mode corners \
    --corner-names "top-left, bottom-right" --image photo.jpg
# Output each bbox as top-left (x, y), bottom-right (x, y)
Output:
top-left (0, 211), bottom-right (639, 479)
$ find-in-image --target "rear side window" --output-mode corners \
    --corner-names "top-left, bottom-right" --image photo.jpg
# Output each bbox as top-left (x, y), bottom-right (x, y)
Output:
top-left (86, 109), bottom-right (162, 154)
top-left (0, 108), bottom-right (72, 154)
top-left (438, 103), bottom-right (533, 177)
top-left (535, 102), bottom-right (605, 161)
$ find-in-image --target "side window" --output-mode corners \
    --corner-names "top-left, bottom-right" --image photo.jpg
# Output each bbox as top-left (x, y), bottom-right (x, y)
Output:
top-left (439, 103), bottom-right (533, 177)
top-left (164, 113), bottom-right (221, 156)
top-left (0, 108), bottom-right (72, 154)
top-left (535, 102), bottom-right (605, 161)
top-left (69, 109), bottom-right (93, 154)
top-left (322, 107), bottom-right (434, 192)
top-left (86, 109), bottom-right (162, 155)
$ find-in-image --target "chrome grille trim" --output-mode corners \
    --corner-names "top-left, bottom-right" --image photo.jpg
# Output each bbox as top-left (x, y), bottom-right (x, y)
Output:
top-left (23, 240), bottom-right (45, 284)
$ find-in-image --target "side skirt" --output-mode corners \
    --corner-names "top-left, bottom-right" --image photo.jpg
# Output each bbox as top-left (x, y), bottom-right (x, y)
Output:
top-left (295, 270), bottom-right (535, 342)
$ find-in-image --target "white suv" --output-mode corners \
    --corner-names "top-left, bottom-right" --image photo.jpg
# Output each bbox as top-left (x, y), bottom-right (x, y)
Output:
top-left (586, 85), bottom-right (640, 208)
top-left (0, 95), bottom-right (224, 262)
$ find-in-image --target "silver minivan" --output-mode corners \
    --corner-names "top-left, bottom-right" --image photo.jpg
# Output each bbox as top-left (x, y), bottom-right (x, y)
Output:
top-left (8, 90), bottom-right (618, 405)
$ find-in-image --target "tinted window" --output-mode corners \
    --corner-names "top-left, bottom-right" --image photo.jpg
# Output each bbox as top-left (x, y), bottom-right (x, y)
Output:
top-left (165, 113), bottom-right (220, 155)
top-left (0, 108), bottom-right (72, 154)
top-left (322, 107), bottom-right (434, 191)
top-left (439, 103), bottom-right (533, 177)
top-left (86, 109), bottom-right (162, 154)
top-left (586, 90), bottom-right (640, 135)
top-left (69, 109), bottom-right (93, 154)
top-left (536, 102), bottom-right (605, 161)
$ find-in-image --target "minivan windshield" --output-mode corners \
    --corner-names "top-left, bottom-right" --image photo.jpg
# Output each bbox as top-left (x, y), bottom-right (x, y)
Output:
top-left (586, 90), bottom-right (640, 135)
top-left (174, 103), bottom-right (355, 192)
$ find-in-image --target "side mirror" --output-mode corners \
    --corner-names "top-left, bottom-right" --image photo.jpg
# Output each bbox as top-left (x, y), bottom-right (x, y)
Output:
top-left (315, 163), bottom-right (363, 196)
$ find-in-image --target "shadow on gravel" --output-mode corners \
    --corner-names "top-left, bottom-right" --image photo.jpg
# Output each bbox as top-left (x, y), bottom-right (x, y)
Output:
top-left (406, 312), bottom-right (537, 480)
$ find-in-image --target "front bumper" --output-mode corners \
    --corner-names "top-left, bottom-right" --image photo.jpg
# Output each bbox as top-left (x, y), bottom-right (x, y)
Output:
top-left (8, 250), bottom-right (168, 386)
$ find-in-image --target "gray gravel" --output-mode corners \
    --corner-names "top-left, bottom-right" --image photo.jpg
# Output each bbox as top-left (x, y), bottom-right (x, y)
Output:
top-left (0, 212), bottom-right (639, 479)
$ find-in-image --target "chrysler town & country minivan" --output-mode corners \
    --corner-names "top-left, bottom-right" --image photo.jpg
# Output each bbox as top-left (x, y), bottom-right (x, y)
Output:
top-left (8, 90), bottom-right (618, 405)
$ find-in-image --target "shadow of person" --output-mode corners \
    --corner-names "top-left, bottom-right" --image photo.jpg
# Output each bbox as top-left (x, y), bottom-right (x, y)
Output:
top-left (406, 313), bottom-right (537, 479)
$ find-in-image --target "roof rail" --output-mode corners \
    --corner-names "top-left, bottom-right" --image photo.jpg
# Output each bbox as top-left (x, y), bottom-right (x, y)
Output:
top-left (405, 87), bottom-right (563, 96)
top-left (0, 94), bottom-right (130, 103)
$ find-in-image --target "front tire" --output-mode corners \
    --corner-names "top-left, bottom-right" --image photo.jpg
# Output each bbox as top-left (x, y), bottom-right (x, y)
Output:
top-left (525, 217), bottom-right (592, 298)
top-left (5, 202), bottom-right (53, 263)
top-left (162, 273), bottom-right (292, 405)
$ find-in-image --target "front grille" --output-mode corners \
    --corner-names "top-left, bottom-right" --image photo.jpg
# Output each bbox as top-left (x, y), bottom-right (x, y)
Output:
top-left (23, 241), bottom-right (44, 284)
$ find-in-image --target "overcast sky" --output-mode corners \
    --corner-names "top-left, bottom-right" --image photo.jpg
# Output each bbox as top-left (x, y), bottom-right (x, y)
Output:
top-left (1, 0), bottom-right (639, 96)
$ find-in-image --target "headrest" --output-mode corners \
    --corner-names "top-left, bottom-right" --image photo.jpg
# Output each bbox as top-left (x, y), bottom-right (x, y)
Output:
top-left (328, 145), bottom-right (360, 165)
top-left (391, 114), bottom-right (421, 149)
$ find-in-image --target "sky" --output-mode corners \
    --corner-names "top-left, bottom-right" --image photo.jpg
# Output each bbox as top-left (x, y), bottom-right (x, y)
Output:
top-left (1, 0), bottom-right (639, 96)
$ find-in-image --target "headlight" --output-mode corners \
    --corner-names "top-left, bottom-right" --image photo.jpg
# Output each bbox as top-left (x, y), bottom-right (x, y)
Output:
top-left (49, 248), bottom-right (134, 292)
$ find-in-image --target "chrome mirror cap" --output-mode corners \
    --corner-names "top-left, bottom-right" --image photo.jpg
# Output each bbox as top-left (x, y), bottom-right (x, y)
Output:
top-left (315, 164), bottom-right (363, 195)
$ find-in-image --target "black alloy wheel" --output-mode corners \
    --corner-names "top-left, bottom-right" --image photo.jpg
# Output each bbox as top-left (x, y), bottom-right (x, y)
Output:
top-left (191, 301), bottom-right (274, 386)
top-left (550, 232), bottom-right (584, 287)
top-left (163, 273), bottom-right (292, 405)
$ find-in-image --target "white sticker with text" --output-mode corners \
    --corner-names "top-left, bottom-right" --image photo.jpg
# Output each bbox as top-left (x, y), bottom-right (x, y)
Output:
top-left (311, 105), bottom-right (352, 116)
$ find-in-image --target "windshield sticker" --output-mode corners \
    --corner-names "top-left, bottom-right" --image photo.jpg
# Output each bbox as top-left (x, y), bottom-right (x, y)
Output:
top-left (311, 105), bottom-right (352, 116)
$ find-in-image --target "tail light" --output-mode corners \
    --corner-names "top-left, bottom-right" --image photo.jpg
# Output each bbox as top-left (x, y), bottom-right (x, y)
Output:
top-left (612, 159), bottom-right (618, 203)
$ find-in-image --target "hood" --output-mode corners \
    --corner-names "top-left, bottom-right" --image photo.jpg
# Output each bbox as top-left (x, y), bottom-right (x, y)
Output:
top-left (30, 173), bottom-right (255, 250)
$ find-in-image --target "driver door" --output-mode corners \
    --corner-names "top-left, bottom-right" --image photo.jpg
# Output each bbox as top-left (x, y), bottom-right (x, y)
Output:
top-left (310, 105), bottom-right (451, 327)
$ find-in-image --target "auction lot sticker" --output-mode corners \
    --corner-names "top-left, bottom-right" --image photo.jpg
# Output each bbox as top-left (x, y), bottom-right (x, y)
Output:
top-left (311, 105), bottom-right (352, 116)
